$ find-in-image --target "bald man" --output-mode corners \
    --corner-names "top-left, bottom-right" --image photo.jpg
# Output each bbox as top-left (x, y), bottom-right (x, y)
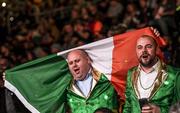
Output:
top-left (123, 35), bottom-right (180, 113)
top-left (66, 50), bottom-right (119, 113)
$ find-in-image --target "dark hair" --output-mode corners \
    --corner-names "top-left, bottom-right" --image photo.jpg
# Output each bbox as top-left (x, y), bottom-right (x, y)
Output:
top-left (94, 107), bottom-right (113, 113)
top-left (169, 101), bottom-right (180, 113)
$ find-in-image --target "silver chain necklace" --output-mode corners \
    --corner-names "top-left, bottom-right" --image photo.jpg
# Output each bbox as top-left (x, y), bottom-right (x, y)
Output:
top-left (139, 74), bottom-right (156, 90)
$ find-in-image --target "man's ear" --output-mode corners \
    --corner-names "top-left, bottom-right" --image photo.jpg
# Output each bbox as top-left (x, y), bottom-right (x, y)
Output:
top-left (87, 56), bottom-right (92, 64)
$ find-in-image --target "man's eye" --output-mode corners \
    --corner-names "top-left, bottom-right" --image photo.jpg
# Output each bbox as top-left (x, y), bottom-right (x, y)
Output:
top-left (75, 59), bottom-right (80, 63)
top-left (146, 45), bottom-right (152, 48)
top-left (68, 62), bottom-right (73, 65)
top-left (137, 46), bottom-right (142, 49)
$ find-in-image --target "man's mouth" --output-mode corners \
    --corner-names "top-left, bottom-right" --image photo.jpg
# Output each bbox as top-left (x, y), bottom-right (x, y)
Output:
top-left (74, 68), bottom-right (80, 74)
top-left (142, 55), bottom-right (148, 58)
top-left (141, 54), bottom-right (149, 59)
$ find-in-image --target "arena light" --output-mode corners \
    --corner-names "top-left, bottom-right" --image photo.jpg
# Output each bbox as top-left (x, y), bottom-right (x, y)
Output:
top-left (9, 16), bottom-right (14, 22)
top-left (1, 2), bottom-right (6, 7)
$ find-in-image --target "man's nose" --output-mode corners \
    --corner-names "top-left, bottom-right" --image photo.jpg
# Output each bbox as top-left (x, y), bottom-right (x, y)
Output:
top-left (142, 50), bottom-right (148, 54)
top-left (72, 62), bottom-right (77, 67)
top-left (142, 47), bottom-right (148, 52)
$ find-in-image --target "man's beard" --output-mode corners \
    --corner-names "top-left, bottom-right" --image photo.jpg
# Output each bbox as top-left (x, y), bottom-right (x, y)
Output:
top-left (139, 58), bottom-right (154, 67)
top-left (139, 52), bottom-right (155, 67)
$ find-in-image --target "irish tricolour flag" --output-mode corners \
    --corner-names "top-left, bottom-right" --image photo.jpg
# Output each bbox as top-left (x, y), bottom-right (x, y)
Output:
top-left (4, 27), bottom-right (164, 113)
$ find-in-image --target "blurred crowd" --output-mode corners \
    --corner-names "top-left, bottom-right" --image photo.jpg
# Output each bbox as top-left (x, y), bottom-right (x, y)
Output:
top-left (0, 0), bottom-right (180, 70)
top-left (0, 0), bottom-right (180, 112)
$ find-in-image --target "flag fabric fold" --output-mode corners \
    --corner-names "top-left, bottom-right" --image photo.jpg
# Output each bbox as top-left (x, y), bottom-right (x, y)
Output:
top-left (5, 27), bottom-right (164, 113)
top-left (5, 54), bottom-right (72, 113)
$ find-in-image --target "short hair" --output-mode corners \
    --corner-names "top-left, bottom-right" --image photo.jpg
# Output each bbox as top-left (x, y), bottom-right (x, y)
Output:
top-left (169, 101), bottom-right (180, 113)
top-left (94, 107), bottom-right (113, 113)
top-left (139, 35), bottom-right (158, 47)
top-left (67, 49), bottom-right (92, 62)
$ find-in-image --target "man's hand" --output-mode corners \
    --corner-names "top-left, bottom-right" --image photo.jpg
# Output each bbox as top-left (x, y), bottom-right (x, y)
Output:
top-left (0, 73), bottom-right (5, 87)
top-left (0, 79), bottom-right (4, 87)
top-left (3, 72), bottom-right (5, 81)
top-left (142, 104), bottom-right (161, 113)
top-left (150, 27), bottom-right (160, 37)
top-left (150, 26), bottom-right (168, 47)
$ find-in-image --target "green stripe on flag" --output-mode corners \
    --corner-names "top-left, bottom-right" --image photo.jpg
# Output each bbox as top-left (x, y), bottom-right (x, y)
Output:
top-left (5, 54), bottom-right (72, 113)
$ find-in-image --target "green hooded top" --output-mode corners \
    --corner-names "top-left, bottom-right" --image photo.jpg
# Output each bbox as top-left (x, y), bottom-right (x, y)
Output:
top-left (66, 69), bottom-right (119, 113)
top-left (123, 61), bottom-right (180, 113)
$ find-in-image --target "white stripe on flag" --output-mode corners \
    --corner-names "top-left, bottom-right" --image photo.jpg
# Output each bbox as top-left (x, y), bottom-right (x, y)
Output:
top-left (57, 37), bottom-right (114, 80)
top-left (4, 80), bottom-right (40, 113)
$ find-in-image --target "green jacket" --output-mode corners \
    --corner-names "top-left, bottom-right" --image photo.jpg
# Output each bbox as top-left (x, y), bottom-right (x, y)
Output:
top-left (123, 61), bottom-right (180, 113)
top-left (67, 69), bottom-right (119, 113)
top-left (175, 69), bottom-right (180, 101)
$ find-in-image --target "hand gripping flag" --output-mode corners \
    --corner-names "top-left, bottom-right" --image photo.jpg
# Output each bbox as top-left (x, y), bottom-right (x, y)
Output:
top-left (4, 27), bottom-right (164, 113)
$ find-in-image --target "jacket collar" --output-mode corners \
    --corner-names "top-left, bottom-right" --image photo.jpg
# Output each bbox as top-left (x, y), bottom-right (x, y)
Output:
top-left (132, 60), bottom-right (168, 99)
top-left (69, 68), bottom-right (101, 98)
top-left (137, 58), bottom-right (160, 74)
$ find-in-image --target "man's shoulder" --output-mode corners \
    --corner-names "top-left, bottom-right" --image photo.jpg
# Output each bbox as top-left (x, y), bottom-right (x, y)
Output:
top-left (92, 68), bottom-right (103, 81)
top-left (126, 66), bottom-right (138, 78)
top-left (128, 66), bottom-right (138, 72)
top-left (166, 65), bottom-right (180, 74)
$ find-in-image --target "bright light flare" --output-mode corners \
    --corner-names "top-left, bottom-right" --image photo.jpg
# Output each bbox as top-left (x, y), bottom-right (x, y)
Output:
top-left (2, 2), bottom-right (6, 7)
top-left (9, 16), bottom-right (14, 22)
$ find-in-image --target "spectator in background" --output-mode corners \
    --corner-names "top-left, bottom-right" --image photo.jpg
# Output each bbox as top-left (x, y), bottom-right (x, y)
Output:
top-left (0, 57), bottom-right (31, 113)
top-left (50, 43), bottom-right (61, 53)
top-left (122, 2), bottom-right (139, 29)
top-left (150, 0), bottom-right (176, 41)
top-left (107, 0), bottom-right (124, 24)
top-left (169, 101), bottom-right (180, 113)
top-left (107, 23), bottom-right (127, 37)
top-left (0, 18), bottom-right (8, 43)
top-left (136, 0), bottom-right (153, 28)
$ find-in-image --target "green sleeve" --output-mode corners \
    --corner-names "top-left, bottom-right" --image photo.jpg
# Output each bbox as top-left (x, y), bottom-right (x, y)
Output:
top-left (175, 71), bottom-right (180, 101)
top-left (123, 70), bottom-right (132, 113)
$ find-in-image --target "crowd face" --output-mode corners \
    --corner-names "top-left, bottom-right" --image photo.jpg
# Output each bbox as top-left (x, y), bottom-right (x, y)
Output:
top-left (136, 36), bottom-right (157, 67)
top-left (0, 58), bottom-right (8, 87)
top-left (67, 50), bottom-right (91, 81)
top-left (0, 58), bottom-right (8, 71)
